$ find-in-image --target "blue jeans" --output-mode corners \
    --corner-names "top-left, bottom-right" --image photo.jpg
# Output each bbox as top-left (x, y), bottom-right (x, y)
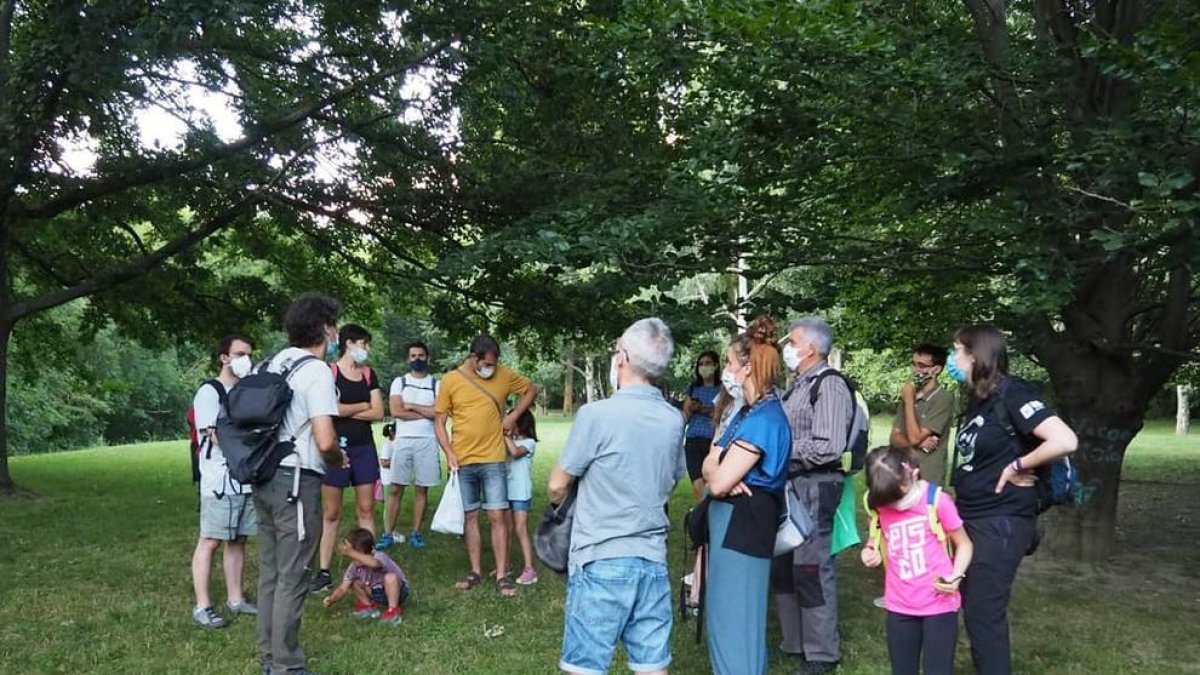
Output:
top-left (457, 462), bottom-right (508, 511)
top-left (560, 557), bottom-right (672, 675)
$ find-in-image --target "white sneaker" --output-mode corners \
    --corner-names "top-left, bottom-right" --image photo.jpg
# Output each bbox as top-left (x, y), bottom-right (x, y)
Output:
top-left (392, 531), bottom-right (406, 544)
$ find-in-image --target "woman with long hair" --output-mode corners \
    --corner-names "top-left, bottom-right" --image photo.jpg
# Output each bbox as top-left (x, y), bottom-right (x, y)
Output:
top-left (948, 325), bottom-right (1076, 675)
top-left (683, 350), bottom-right (722, 502)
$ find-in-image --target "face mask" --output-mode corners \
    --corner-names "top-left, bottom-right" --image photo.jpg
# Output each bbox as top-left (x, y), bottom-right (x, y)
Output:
top-left (351, 348), bottom-right (369, 364)
top-left (913, 371), bottom-right (934, 388)
top-left (721, 369), bottom-right (742, 398)
top-left (476, 364), bottom-right (496, 379)
top-left (698, 365), bottom-right (716, 379)
top-left (326, 334), bottom-right (339, 359)
top-left (609, 355), bottom-right (620, 392)
top-left (946, 349), bottom-right (967, 383)
top-left (897, 481), bottom-right (923, 510)
top-left (229, 355), bottom-right (252, 378)
top-left (782, 343), bottom-right (801, 372)
top-left (410, 359), bottom-right (428, 372)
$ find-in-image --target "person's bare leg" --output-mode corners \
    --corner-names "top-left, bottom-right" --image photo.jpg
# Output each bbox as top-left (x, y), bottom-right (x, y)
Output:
top-left (318, 484), bottom-right (343, 571)
top-left (351, 580), bottom-right (372, 606)
top-left (412, 486), bottom-right (428, 534)
top-left (458, 509), bottom-right (483, 584)
top-left (383, 573), bottom-right (401, 611)
top-left (353, 483), bottom-right (375, 534)
top-left (692, 477), bottom-right (706, 503)
top-left (514, 510), bottom-right (534, 571)
top-left (191, 538), bottom-right (220, 608)
top-left (223, 538), bottom-right (246, 605)
top-left (488, 508), bottom-right (510, 582)
top-left (384, 484), bottom-right (405, 535)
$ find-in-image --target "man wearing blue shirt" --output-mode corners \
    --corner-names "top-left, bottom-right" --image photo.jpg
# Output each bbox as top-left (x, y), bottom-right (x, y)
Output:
top-left (549, 318), bottom-right (686, 675)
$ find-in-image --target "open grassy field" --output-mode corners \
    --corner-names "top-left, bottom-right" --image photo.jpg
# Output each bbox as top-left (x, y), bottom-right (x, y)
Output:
top-left (0, 417), bottom-right (1197, 674)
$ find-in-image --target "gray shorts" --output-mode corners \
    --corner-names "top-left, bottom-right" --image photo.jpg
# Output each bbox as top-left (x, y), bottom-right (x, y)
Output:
top-left (200, 493), bottom-right (258, 541)
top-left (390, 436), bottom-right (441, 487)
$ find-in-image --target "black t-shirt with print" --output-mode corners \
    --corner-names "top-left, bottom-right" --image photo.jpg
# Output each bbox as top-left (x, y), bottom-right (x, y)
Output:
top-left (951, 377), bottom-right (1056, 520)
top-left (333, 366), bottom-right (380, 448)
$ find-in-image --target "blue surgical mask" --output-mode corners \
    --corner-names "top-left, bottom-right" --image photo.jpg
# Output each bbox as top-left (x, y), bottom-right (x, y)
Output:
top-left (326, 335), bottom-right (339, 359)
top-left (946, 349), bottom-right (967, 383)
top-left (410, 359), bottom-right (428, 372)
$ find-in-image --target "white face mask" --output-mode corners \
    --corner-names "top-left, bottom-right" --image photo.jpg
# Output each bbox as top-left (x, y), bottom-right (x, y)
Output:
top-left (476, 364), bottom-right (496, 379)
top-left (351, 348), bottom-right (369, 364)
top-left (782, 343), bottom-right (801, 372)
top-left (721, 369), bottom-right (742, 398)
top-left (229, 355), bottom-right (252, 378)
top-left (897, 481), bottom-right (923, 510)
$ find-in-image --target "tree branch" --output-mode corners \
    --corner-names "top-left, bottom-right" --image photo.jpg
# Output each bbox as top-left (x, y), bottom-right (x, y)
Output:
top-left (11, 39), bottom-right (454, 221)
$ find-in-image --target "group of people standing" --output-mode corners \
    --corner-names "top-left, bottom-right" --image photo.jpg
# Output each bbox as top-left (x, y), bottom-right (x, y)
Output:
top-left (187, 293), bottom-right (1078, 675)
top-left (187, 294), bottom-right (544, 674)
top-left (550, 315), bottom-right (1077, 675)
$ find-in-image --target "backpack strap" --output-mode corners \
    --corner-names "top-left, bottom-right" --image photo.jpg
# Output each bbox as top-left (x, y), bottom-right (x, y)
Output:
top-left (200, 379), bottom-right (227, 459)
top-left (926, 483), bottom-right (946, 544)
top-left (863, 491), bottom-right (883, 555)
top-left (330, 362), bottom-right (373, 387)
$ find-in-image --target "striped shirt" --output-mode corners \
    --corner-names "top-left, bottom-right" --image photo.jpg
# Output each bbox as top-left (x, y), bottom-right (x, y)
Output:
top-left (781, 362), bottom-right (855, 471)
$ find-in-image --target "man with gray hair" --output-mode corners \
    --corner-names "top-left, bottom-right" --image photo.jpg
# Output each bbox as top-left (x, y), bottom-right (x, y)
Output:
top-left (775, 317), bottom-right (855, 675)
top-left (549, 318), bottom-right (686, 675)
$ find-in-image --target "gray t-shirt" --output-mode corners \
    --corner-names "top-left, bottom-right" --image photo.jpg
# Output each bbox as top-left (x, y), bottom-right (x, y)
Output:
top-left (559, 384), bottom-right (686, 570)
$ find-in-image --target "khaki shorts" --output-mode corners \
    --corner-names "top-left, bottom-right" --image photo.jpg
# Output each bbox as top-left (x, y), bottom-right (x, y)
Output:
top-left (199, 493), bottom-right (258, 541)
top-left (389, 437), bottom-right (441, 487)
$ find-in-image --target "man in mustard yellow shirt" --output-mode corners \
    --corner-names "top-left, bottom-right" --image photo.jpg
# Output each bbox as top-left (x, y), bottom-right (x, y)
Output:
top-left (435, 334), bottom-right (539, 597)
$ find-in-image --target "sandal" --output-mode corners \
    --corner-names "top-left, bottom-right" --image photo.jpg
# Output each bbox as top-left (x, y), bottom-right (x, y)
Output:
top-left (455, 571), bottom-right (482, 591)
top-left (496, 575), bottom-right (517, 598)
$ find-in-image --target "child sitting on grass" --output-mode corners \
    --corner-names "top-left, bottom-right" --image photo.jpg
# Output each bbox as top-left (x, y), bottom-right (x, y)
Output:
top-left (322, 528), bottom-right (409, 626)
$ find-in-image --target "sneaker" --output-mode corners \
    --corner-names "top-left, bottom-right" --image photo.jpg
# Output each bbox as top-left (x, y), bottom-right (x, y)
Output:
top-left (351, 602), bottom-right (381, 619)
top-left (308, 570), bottom-right (333, 595)
top-left (795, 661), bottom-right (839, 675)
top-left (381, 606), bottom-right (403, 626)
top-left (409, 531), bottom-right (425, 549)
top-left (872, 595), bottom-right (887, 609)
top-left (192, 605), bottom-right (228, 630)
top-left (375, 532), bottom-right (394, 550)
top-left (515, 566), bottom-right (538, 585)
top-left (226, 599), bottom-right (258, 615)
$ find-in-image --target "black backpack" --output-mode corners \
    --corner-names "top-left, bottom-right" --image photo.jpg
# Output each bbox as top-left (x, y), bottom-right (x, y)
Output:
top-left (215, 354), bottom-right (318, 485)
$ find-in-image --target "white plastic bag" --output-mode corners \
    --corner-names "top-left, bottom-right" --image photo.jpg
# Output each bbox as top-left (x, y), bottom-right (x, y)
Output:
top-left (431, 470), bottom-right (465, 536)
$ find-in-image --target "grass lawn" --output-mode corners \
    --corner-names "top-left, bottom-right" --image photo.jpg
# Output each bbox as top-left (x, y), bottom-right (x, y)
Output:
top-left (1, 416), bottom-right (1197, 674)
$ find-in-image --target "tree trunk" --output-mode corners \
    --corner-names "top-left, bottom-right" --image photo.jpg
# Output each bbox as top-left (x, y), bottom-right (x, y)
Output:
top-left (1177, 385), bottom-right (1190, 436)
top-left (0, 319), bottom-right (14, 493)
top-left (1041, 418), bottom-right (1139, 562)
top-left (583, 355), bottom-right (596, 404)
top-left (562, 349), bottom-right (575, 416)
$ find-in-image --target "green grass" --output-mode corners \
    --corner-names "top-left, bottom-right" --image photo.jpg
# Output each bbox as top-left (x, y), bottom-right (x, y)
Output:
top-left (1, 415), bottom-right (1197, 674)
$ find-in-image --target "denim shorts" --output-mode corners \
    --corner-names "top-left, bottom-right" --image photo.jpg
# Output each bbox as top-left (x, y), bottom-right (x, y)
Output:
top-left (560, 557), bottom-right (672, 675)
top-left (322, 443), bottom-right (381, 488)
top-left (509, 499), bottom-right (532, 512)
top-left (457, 462), bottom-right (508, 511)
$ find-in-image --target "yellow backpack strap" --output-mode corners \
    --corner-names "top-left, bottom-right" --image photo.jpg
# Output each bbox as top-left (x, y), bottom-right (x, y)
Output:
top-left (863, 491), bottom-right (882, 554)
top-left (926, 483), bottom-right (950, 555)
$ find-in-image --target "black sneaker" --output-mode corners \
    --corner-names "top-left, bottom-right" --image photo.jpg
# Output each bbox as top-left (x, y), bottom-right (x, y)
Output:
top-left (795, 662), bottom-right (839, 675)
top-left (307, 570), bottom-right (333, 595)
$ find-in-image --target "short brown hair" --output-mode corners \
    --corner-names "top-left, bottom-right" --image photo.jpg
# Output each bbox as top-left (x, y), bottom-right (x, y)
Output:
top-left (346, 527), bottom-right (375, 554)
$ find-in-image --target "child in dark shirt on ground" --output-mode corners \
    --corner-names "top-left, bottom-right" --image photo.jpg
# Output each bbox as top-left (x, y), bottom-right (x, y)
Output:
top-left (322, 528), bottom-right (409, 626)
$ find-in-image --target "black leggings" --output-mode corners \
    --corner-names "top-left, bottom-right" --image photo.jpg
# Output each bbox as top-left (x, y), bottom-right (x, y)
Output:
top-left (886, 611), bottom-right (958, 675)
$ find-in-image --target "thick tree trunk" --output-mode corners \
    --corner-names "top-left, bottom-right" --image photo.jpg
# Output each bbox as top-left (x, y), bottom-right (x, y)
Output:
top-left (1177, 385), bottom-right (1190, 436)
top-left (0, 319), bottom-right (13, 493)
top-left (1042, 417), bottom-right (1138, 561)
top-left (562, 349), bottom-right (574, 415)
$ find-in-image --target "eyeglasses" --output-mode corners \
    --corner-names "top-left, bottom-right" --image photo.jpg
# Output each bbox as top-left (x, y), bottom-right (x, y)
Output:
top-left (911, 361), bottom-right (938, 370)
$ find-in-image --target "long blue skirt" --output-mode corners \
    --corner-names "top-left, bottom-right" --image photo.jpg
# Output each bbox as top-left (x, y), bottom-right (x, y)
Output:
top-left (705, 499), bottom-right (771, 675)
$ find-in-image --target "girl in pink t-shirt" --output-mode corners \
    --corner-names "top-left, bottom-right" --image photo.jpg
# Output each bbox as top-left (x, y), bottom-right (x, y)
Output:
top-left (861, 447), bottom-right (974, 675)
